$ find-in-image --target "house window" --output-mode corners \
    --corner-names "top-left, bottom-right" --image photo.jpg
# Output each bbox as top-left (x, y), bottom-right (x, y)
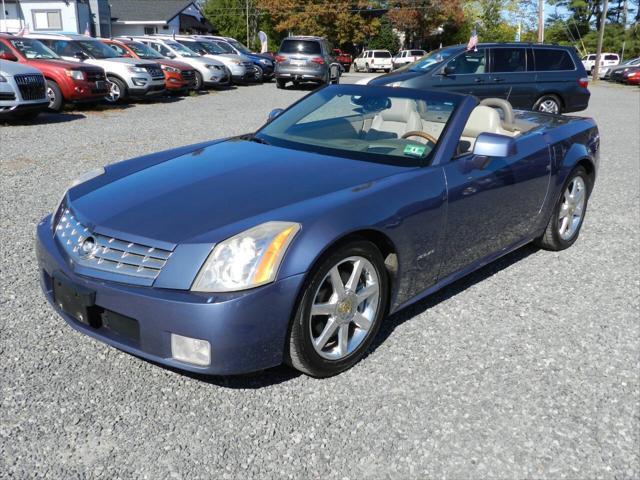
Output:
top-left (144, 27), bottom-right (156, 35)
top-left (32, 10), bottom-right (63, 30)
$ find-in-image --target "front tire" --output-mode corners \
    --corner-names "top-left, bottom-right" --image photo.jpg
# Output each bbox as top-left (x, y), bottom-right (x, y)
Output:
top-left (105, 76), bottom-right (127, 103)
top-left (286, 240), bottom-right (389, 377)
top-left (534, 94), bottom-right (562, 114)
top-left (535, 166), bottom-right (591, 251)
top-left (46, 80), bottom-right (64, 112)
top-left (193, 71), bottom-right (204, 91)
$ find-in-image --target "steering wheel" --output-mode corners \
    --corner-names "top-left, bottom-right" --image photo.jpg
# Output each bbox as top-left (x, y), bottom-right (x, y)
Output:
top-left (401, 131), bottom-right (438, 144)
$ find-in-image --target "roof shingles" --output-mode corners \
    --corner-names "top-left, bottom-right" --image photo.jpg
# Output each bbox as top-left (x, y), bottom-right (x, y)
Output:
top-left (110, 0), bottom-right (196, 22)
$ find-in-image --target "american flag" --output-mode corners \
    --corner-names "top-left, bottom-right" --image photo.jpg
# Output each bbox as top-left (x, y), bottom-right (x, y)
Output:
top-left (467, 28), bottom-right (478, 51)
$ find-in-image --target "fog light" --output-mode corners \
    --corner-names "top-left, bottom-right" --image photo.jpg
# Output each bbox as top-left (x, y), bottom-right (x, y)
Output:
top-left (132, 77), bottom-right (147, 86)
top-left (171, 333), bottom-right (210, 366)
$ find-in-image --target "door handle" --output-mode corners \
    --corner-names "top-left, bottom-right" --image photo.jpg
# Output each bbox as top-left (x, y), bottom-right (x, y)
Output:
top-left (492, 77), bottom-right (505, 82)
top-left (474, 78), bottom-right (484, 83)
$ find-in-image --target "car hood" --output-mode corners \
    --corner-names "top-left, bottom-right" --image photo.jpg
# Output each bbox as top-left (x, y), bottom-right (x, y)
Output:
top-left (70, 139), bottom-right (408, 245)
top-left (25, 58), bottom-right (102, 71)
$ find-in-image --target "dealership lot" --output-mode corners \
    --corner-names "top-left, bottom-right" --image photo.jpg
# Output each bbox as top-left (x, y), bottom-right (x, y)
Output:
top-left (1, 74), bottom-right (638, 478)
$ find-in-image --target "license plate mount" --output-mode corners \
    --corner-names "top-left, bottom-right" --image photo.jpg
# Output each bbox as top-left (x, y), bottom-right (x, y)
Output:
top-left (52, 273), bottom-right (96, 326)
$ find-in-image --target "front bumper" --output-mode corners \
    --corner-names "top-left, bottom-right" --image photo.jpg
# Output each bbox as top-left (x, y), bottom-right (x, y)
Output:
top-left (36, 216), bottom-right (305, 375)
top-left (128, 83), bottom-right (166, 97)
top-left (0, 100), bottom-right (49, 115)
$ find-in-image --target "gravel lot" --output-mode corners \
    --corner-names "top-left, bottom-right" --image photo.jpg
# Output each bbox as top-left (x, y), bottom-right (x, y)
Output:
top-left (1, 73), bottom-right (638, 479)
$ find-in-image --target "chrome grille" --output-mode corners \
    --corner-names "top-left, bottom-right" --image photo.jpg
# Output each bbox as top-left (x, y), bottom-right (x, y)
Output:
top-left (143, 64), bottom-right (164, 79)
top-left (55, 209), bottom-right (173, 281)
top-left (14, 74), bottom-right (46, 101)
top-left (181, 69), bottom-right (195, 81)
top-left (85, 70), bottom-right (106, 82)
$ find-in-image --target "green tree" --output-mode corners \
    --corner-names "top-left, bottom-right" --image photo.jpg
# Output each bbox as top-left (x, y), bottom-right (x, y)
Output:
top-left (367, 16), bottom-right (400, 52)
top-left (203, 0), bottom-right (248, 40)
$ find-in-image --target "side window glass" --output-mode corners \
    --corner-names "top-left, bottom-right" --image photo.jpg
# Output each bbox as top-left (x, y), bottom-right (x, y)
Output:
top-left (0, 42), bottom-right (12, 55)
top-left (534, 49), bottom-right (575, 71)
top-left (449, 49), bottom-right (486, 74)
top-left (491, 48), bottom-right (526, 72)
top-left (110, 44), bottom-right (125, 56)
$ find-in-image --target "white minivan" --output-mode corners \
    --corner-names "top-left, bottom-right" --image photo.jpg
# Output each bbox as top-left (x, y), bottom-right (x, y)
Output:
top-left (353, 50), bottom-right (393, 73)
top-left (581, 52), bottom-right (619, 73)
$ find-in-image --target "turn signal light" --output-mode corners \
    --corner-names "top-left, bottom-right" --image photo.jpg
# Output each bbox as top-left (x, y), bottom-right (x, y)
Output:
top-left (275, 55), bottom-right (285, 63)
top-left (578, 77), bottom-right (589, 88)
top-left (311, 57), bottom-right (325, 65)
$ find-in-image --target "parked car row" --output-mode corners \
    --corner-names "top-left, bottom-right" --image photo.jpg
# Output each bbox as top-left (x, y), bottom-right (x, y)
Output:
top-left (0, 32), bottom-right (275, 120)
top-left (600, 57), bottom-right (640, 84)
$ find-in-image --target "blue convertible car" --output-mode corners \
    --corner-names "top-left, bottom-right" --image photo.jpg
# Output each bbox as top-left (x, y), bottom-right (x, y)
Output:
top-left (36, 85), bottom-right (599, 377)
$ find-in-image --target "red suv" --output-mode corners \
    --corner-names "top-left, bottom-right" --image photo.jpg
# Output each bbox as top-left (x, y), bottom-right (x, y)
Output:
top-left (0, 34), bottom-right (108, 111)
top-left (100, 39), bottom-right (196, 94)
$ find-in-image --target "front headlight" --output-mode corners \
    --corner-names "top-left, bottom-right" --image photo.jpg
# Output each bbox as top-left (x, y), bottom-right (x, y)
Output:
top-left (53, 167), bottom-right (106, 220)
top-left (205, 64), bottom-right (219, 70)
top-left (191, 221), bottom-right (301, 292)
top-left (65, 69), bottom-right (85, 81)
top-left (259, 58), bottom-right (271, 65)
top-left (232, 60), bottom-right (242, 65)
top-left (161, 65), bottom-right (180, 73)
top-left (128, 66), bottom-right (147, 73)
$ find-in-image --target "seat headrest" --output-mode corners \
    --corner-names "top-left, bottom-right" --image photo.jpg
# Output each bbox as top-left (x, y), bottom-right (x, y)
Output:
top-left (378, 99), bottom-right (419, 123)
top-left (462, 105), bottom-right (502, 138)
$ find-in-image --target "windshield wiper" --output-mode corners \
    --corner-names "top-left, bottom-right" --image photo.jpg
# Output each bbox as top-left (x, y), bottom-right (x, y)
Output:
top-left (240, 134), bottom-right (270, 145)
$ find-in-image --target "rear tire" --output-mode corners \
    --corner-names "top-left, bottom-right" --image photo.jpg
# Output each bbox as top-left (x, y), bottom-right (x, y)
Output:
top-left (286, 240), bottom-right (389, 377)
top-left (45, 80), bottom-right (64, 112)
top-left (276, 78), bottom-right (286, 89)
top-left (534, 166), bottom-right (591, 251)
top-left (534, 94), bottom-right (562, 114)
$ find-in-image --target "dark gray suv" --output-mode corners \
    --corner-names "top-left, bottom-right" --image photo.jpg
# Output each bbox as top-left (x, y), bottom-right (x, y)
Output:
top-left (274, 36), bottom-right (341, 89)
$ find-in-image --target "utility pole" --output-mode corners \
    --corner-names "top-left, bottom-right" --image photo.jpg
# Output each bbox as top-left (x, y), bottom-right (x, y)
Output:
top-left (246, 0), bottom-right (249, 47)
top-left (537, 0), bottom-right (544, 43)
top-left (593, 0), bottom-right (609, 81)
top-left (1, 0), bottom-right (6, 33)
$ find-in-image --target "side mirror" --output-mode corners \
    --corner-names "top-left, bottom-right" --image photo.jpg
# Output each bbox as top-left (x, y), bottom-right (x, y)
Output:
top-left (442, 64), bottom-right (455, 75)
top-left (74, 51), bottom-right (88, 60)
top-left (166, 52), bottom-right (176, 59)
top-left (0, 51), bottom-right (18, 61)
top-left (472, 132), bottom-right (517, 158)
top-left (267, 108), bottom-right (283, 123)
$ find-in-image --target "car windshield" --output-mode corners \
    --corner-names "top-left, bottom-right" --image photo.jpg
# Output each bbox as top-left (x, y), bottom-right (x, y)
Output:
top-left (166, 41), bottom-right (200, 57)
top-left (228, 39), bottom-right (251, 54)
top-left (192, 40), bottom-right (226, 55)
top-left (213, 41), bottom-right (235, 54)
top-left (257, 86), bottom-right (459, 166)
top-left (9, 38), bottom-right (59, 59)
top-left (373, 51), bottom-right (391, 58)
top-left (76, 40), bottom-right (119, 59)
top-left (125, 41), bottom-right (162, 59)
top-left (409, 47), bottom-right (458, 72)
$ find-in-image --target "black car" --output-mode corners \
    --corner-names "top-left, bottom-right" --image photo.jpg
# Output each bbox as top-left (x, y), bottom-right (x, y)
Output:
top-left (369, 43), bottom-right (590, 114)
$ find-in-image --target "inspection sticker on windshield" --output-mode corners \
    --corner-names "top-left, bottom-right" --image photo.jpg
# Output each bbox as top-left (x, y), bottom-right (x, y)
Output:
top-left (404, 144), bottom-right (426, 157)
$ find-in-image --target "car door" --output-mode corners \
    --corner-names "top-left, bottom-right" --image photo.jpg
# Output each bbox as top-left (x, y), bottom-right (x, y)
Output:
top-left (434, 48), bottom-right (492, 97)
top-left (438, 129), bottom-right (552, 278)
top-left (487, 46), bottom-right (534, 109)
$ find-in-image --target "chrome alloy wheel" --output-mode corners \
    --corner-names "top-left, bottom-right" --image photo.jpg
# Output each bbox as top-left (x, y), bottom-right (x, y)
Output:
top-left (309, 256), bottom-right (380, 360)
top-left (558, 176), bottom-right (586, 240)
top-left (538, 99), bottom-right (559, 114)
top-left (46, 86), bottom-right (56, 108)
top-left (105, 80), bottom-right (121, 103)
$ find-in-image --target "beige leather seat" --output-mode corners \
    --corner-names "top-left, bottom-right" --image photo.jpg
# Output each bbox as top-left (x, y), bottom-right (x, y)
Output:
top-left (460, 105), bottom-right (516, 152)
top-left (366, 99), bottom-right (422, 140)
